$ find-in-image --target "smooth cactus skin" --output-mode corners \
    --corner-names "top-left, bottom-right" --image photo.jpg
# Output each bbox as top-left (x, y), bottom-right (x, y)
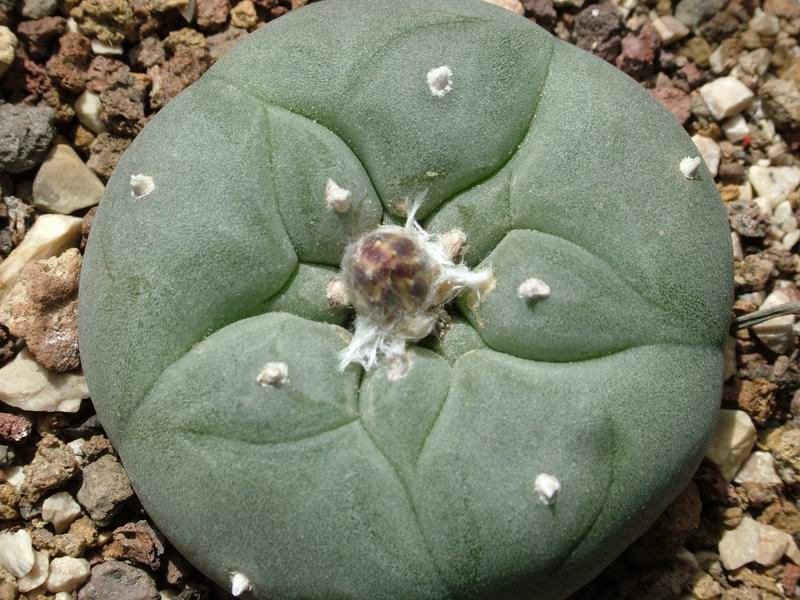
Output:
top-left (78, 0), bottom-right (733, 598)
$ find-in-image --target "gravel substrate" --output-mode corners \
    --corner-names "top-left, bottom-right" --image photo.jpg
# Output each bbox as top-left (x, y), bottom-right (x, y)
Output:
top-left (1, 0), bottom-right (800, 598)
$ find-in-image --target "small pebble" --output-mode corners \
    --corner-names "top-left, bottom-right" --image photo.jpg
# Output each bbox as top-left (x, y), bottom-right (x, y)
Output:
top-left (705, 409), bottom-right (756, 480)
top-left (46, 556), bottom-right (90, 592)
top-left (517, 278), bottom-right (551, 300)
top-left (699, 77), bottom-right (755, 121)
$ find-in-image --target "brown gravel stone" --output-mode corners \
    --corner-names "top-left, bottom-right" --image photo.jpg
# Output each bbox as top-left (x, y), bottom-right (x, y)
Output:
top-left (87, 133), bottom-right (130, 179)
top-left (0, 248), bottom-right (81, 373)
top-left (572, 2), bottom-right (623, 64)
top-left (723, 378), bottom-right (779, 426)
top-left (129, 35), bottom-right (164, 70)
top-left (757, 497), bottom-right (800, 532)
top-left (764, 0), bottom-right (800, 18)
top-left (78, 560), bottom-right (160, 600)
top-left (70, 0), bottom-right (136, 46)
top-left (21, 433), bottom-right (79, 502)
top-left (103, 520), bottom-right (165, 570)
top-left (16, 15), bottom-right (66, 60)
top-left (0, 325), bottom-right (16, 366)
top-left (651, 86), bottom-right (691, 124)
top-left (0, 51), bottom-right (52, 103)
top-left (164, 27), bottom-right (206, 52)
top-left (32, 515), bottom-right (98, 557)
top-left (700, 10), bottom-right (743, 44)
top-left (77, 455), bottom-right (134, 525)
top-left (149, 45), bottom-right (210, 109)
top-left (73, 123), bottom-right (96, 156)
top-left (86, 55), bottom-right (129, 93)
top-left (773, 428), bottom-right (800, 484)
top-left (727, 199), bottom-right (769, 238)
top-left (784, 563), bottom-right (800, 597)
top-left (99, 71), bottom-right (147, 137)
top-left (196, 0), bottom-right (229, 31)
top-left (734, 254), bottom-right (775, 292)
top-left (523, 0), bottom-right (556, 28)
top-left (81, 435), bottom-right (114, 461)
top-left (760, 78), bottom-right (800, 131)
top-left (680, 37), bottom-right (712, 67)
top-left (616, 23), bottom-right (660, 81)
top-left (45, 32), bottom-right (91, 94)
top-left (0, 482), bottom-right (19, 520)
top-left (41, 87), bottom-right (76, 124)
top-left (230, 0), bottom-right (257, 31)
top-left (0, 412), bottom-right (33, 443)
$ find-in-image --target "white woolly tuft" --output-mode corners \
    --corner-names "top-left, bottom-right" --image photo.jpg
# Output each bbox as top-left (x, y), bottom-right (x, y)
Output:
top-left (230, 572), bottom-right (252, 597)
top-left (339, 316), bottom-right (406, 372)
top-left (426, 65), bottom-right (453, 97)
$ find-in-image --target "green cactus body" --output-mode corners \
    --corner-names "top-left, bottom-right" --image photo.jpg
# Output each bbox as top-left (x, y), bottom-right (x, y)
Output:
top-left (78, 1), bottom-right (733, 598)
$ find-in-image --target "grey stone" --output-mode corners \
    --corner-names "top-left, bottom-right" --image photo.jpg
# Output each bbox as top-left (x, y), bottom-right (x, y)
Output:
top-left (76, 455), bottom-right (134, 525)
top-left (0, 103), bottom-right (55, 174)
top-left (675, 0), bottom-right (727, 27)
top-left (77, 560), bottom-right (160, 600)
top-left (20, 0), bottom-right (59, 19)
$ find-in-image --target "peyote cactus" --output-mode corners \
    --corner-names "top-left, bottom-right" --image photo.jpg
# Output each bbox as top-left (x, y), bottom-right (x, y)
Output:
top-left (78, 0), bottom-right (734, 598)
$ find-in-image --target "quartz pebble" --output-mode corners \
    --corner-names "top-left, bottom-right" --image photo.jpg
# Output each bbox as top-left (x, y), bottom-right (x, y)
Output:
top-left (722, 114), bottom-right (749, 143)
top-left (733, 451), bottom-right (783, 486)
top-left (75, 90), bottom-right (105, 134)
top-left (0, 528), bottom-right (34, 577)
top-left (651, 16), bottom-right (688, 45)
top-left (0, 26), bottom-right (19, 79)
top-left (719, 517), bottom-right (800, 570)
top-left (43, 492), bottom-right (83, 533)
top-left (749, 8), bottom-right (780, 37)
top-left (0, 348), bottom-right (88, 412)
top-left (699, 77), bottom-right (755, 121)
top-left (32, 143), bottom-right (105, 214)
top-left (751, 283), bottom-right (798, 354)
top-left (0, 216), bottom-right (80, 298)
top-left (675, 0), bottom-right (726, 27)
top-left (705, 409), bottom-right (757, 480)
top-left (47, 556), bottom-right (90, 592)
top-left (18, 549), bottom-right (49, 593)
top-left (691, 135), bottom-right (721, 178)
top-left (748, 165), bottom-right (800, 205)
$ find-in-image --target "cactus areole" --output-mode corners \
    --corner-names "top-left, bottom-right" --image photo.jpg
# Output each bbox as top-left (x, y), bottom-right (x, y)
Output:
top-left (78, 1), bottom-right (734, 598)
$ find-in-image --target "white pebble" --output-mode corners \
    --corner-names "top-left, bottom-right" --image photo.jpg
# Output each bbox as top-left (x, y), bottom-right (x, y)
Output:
top-left (691, 135), bottom-right (721, 178)
top-left (680, 156), bottom-right (702, 179)
top-left (534, 473), bottom-right (560, 505)
top-left (45, 557), bottom-right (90, 593)
top-left (256, 361), bottom-right (288, 387)
top-left (699, 77), bottom-right (754, 121)
top-left (74, 90), bottom-right (105, 135)
top-left (427, 65), bottom-right (453, 97)
top-left (783, 229), bottom-right (800, 250)
top-left (324, 178), bottom-right (352, 213)
top-left (17, 550), bottom-right (49, 593)
top-left (0, 528), bottom-right (34, 577)
top-left (130, 174), bottom-right (155, 199)
top-left (231, 571), bottom-right (252, 597)
top-left (722, 114), bottom-right (749, 143)
top-left (42, 492), bottom-right (82, 534)
top-left (90, 39), bottom-right (123, 56)
top-left (517, 277), bottom-right (551, 300)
